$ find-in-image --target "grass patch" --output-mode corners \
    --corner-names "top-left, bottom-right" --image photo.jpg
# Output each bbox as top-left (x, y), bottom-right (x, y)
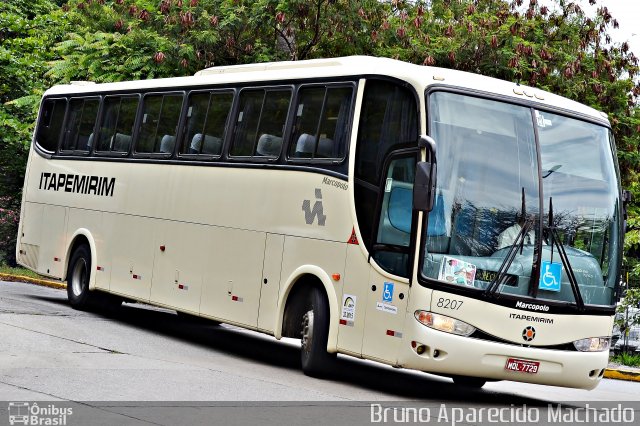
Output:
top-left (0, 264), bottom-right (45, 280)
top-left (610, 352), bottom-right (640, 368)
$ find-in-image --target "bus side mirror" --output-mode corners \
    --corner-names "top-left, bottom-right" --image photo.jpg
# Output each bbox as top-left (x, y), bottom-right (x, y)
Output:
top-left (414, 136), bottom-right (437, 212)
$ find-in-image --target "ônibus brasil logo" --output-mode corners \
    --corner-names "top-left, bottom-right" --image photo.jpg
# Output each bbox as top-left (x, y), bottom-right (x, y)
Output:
top-left (8, 402), bottom-right (72, 426)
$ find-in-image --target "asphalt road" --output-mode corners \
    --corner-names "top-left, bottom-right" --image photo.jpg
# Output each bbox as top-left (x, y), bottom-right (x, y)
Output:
top-left (0, 281), bottom-right (638, 425)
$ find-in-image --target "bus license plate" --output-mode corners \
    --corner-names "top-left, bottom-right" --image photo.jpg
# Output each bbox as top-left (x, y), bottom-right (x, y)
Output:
top-left (505, 358), bottom-right (539, 374)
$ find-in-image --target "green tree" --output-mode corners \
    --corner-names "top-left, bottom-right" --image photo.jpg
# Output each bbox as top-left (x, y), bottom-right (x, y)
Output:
top-left (615, 287), bottom-right (640, 352)
top-left (5, 0), bottom-right (640, 273)
top-left (48, 0), bottom-right (386, 82)
top-left (370, 0), bottom-right (639, 179)
top-left (50, 1), bottom-right (639, 178)
top-left (0, 0), bottom-right (69, 264)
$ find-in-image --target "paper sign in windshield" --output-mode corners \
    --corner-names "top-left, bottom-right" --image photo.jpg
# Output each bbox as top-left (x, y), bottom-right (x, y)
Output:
top-left (439, 256), bottom-right (476, 287)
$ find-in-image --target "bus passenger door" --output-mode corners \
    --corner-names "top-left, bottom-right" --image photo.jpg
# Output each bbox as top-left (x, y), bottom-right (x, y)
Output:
top-left (362, 269), bottom-right (409, 363)
top-left (361, 153), bottom-right (416, 364)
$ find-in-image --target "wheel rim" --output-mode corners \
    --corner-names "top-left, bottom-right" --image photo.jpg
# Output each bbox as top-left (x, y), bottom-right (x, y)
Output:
top-left (71, 258), bottom-right (87, 297)
top-left (301, 310), bottom-right (314, 352)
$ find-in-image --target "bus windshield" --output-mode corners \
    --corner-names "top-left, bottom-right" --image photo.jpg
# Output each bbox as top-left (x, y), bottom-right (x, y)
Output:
top-left (421, 92), bottom-right (621, 308)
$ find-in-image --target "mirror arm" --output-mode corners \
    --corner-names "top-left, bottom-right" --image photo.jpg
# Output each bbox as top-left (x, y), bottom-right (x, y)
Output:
top-left (418, 135), bottom-right (437, 160)
top-left (413, 135), bottom-right (438, 212)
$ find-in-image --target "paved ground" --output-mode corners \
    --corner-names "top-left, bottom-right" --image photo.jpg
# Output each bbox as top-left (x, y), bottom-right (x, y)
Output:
top-left (0, 281), bottom-right (638, 425)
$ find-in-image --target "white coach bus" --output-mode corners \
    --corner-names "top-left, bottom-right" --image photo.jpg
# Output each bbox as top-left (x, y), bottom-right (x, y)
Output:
top-left (16, 56), bottom-right (625, 389)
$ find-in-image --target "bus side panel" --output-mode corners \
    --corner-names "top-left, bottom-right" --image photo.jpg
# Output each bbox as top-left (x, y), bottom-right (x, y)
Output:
top-left (106, 213), bottom-right (156, 301)
top-left (38, 205), bottom-right (68, 278)
top-left (94, 211), bottom-right (112, 290)
top-left (66, 208), bottom-right (105, 289)
top-left (17, 202), bottom-right (44, 271)
top-left (336, 243), bottom-right (371, 357)
top-left (200, 228), bottom-right (266, 328)
top-left (257, 233), bottom-right (285, 333)
top-left (150, 220), bottom-right (207, 315)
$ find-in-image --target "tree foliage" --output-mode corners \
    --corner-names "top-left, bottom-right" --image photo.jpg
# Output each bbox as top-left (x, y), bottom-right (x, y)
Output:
top-left (1, 0), bottom-right (68, 195)
top-left (0, 0), bottom-right (69, 264)
top-left (48, 0), bottom-right (385, 81)
top-left (2, 0), bottom-right (640, 271)
top-left (50, 1), bottom-right (639, 173)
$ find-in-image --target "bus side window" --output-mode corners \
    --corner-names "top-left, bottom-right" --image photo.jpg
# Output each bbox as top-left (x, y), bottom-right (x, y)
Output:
top-left (289, 85), bottom-right (352, 161)
top-left (180, 91), bottom-right (233, 156)
top-left (96, 96), bottom-right (139, 154)
top-left (61, 98), bottom-right (99, 152)
top-left (377, 156), bottom-right (415, 246)
top-left (232, 90), bottom-right (264, 157)
top-left (231, 88), bottom-right (291, 158)
top-left (136, 93), bottom-right (183, 155)
top-left (36, 98), bottom-right (67, 153)
top-left (254, 90), bottom-right (290, 157)
top-left (373, 155), bottom-right (416, 277)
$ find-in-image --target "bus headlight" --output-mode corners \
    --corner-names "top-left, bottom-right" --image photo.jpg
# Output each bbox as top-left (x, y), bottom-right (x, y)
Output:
top-left (414, 311), bottom-right (476, 336)
top-left (573, 337), bottom-right (610, 352)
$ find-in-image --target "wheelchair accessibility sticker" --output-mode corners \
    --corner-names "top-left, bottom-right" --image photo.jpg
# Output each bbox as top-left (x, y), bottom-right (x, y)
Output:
top-left (539, 261), bottom-right (562, 292)
top-left (382, 282), bottom-right (394, 302)
top-left (376, 282), bottom-right (397, 315)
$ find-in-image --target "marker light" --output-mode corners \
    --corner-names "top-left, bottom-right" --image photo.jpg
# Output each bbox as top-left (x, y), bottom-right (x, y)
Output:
top-left (414, 311), bottom-right (476, 336)
top-left (573, 337), bottom-right (611, 352)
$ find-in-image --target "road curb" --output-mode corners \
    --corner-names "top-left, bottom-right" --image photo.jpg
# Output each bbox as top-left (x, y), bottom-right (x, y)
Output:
top-left (2, 272), bottom-right (640, 383)
top-left (0, 272), bottom-right (66, 290)
top-left (603, 368), bottom-right (640, 382)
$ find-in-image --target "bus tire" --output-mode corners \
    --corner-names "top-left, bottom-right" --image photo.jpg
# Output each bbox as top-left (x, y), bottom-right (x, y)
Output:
top-left (300, 286), bottom-right (335, 377)
top-left (67, 244), bottom-right (99, 310)
top-left (452, 375), bottom-right (486, 389)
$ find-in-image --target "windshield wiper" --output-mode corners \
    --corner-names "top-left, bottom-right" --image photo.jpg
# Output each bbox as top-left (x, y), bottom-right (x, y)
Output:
top-left (542, 197), bottom-right (585, 310)
top-left (484, 218), bottom-right (534, 298)
top-left (484, 188), bottom-right (532, 298)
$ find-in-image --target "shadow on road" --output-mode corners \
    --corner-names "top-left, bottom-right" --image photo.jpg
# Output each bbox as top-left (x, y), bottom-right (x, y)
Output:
top-left (26, 292), bottom-right (548, 405)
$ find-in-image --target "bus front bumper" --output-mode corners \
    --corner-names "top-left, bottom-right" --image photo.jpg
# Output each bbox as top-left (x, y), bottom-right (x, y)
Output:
top-left (398, 319), bottom-right (608, 390)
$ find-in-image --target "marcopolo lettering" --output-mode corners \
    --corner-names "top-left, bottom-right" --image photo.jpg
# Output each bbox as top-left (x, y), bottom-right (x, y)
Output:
top-left (39, 172), bottom-right (116, 197)
top-left (322, 176), bottom-right (348, 191)
top-left (515, 300), bottom-right (550, 312)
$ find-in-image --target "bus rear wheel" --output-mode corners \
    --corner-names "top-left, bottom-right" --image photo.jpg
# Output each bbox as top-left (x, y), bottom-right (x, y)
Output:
top-left (300, 286), bottom-right (335, 377)
top-left (67, 244), bottom-right (119, 311)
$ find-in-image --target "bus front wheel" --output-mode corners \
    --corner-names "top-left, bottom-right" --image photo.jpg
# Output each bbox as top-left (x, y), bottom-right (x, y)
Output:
top-left (300, 287), bottom-right (335, 377)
